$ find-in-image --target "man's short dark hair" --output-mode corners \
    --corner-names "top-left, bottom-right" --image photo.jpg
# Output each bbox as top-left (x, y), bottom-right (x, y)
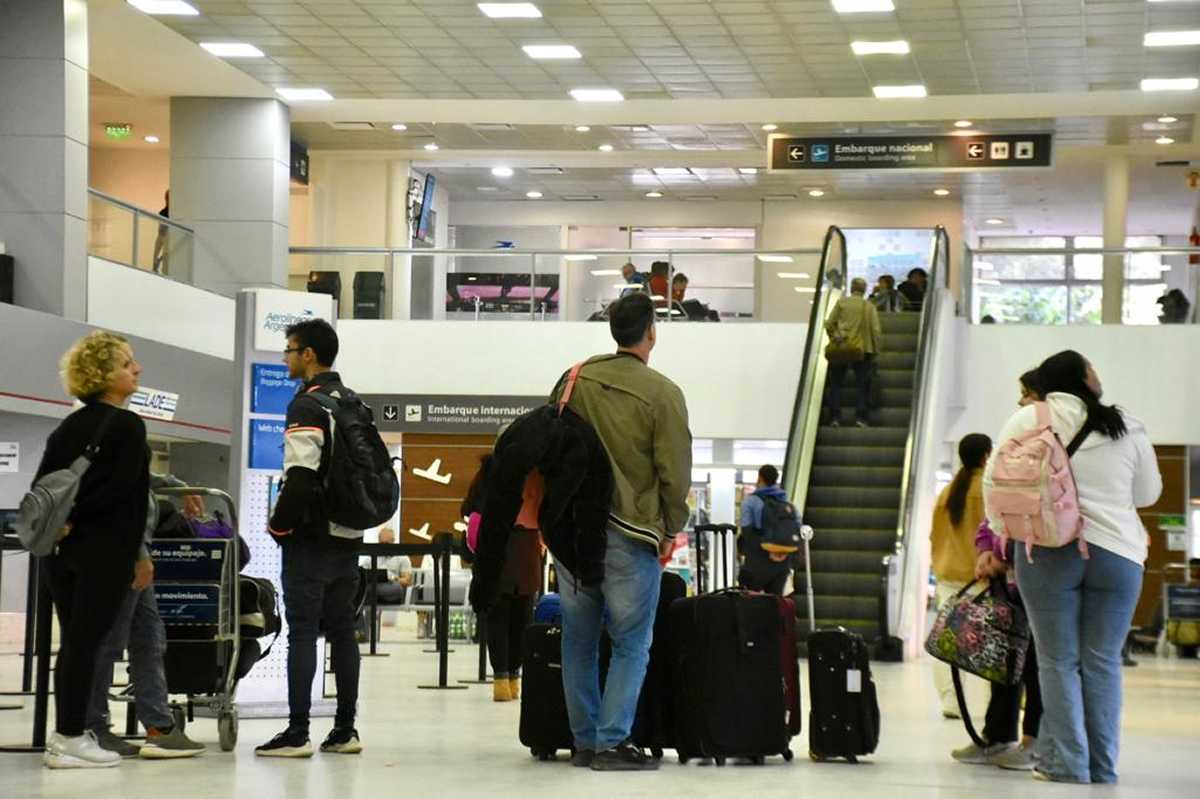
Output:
top-left (880, 274), bottom-right (895, 288)
top-left (672, 273), bottom-right (688, 286)
top-left (908, 267), bottom-right (928, 280)
top-left (286, 318), bottom-right (339, 366)
top-left (758, 464), bottom-right (779, 485)
top-left (609, 293), bottom-right (655, 348)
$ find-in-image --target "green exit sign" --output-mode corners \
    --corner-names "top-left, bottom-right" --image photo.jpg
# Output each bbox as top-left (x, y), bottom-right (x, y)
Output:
top-left (105, 123), bottom-right (132, 140)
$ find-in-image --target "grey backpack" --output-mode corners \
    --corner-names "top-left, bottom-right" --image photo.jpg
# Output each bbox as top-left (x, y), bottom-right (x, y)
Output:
top-left (15, 410), bottom-right (115, 556)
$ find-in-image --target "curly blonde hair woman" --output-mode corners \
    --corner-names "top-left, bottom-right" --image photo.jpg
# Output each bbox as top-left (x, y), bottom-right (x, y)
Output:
top-left (35, 331), bottom-right (151, 769)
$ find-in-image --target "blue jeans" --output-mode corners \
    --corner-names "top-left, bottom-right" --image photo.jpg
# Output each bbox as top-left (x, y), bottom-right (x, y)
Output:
top-left (1016, 543), bottom-right (1143, 784)
top-left (87, 586), bottom-right (174, 732)
top-left (557, 527), bottom-right (661, 752)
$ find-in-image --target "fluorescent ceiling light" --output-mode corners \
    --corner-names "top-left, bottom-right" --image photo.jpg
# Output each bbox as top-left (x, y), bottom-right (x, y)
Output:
top-left (127, 0), bottom-right (199, 14)
top-left (144, 135), bottom-right (160, 143)
top-left (564, 255), bottom-right (598, 262)
top-left (200, 42), bottom-right (264, 58)
top-left (391, 123), bottom-right (408, 131)
top-left (598, 144), bottom-right (614, 152)
top-left (873, 84), bottom-right (927, 98)
top-left (934, 188), bottom-right (950, 196)
top-left (652, 167), bottom-right (691, 176)
top-left (1141, 78), bottom-right (1199, 91)
top-left (1158, 116), bottom-right (1179, 123)
top-left (645, 191), bottom-right (663, 198)
top-left (570, 88), bottom-right (624, 102)
top-left (833, 0), bottom-right (895, 12)
top-left (1157, 136), bottom-right (1176, 144)
top-left (491, 166), bottom-right (514, 177)
top-left (476, 186), bottom-right (499, 192)
top-left (526, 191), bottom-right (543, 199)
top-left (590, 270), bottom-right (622, 276)
top-left (739, 167), bottom-right (758, 175)
top-left (757, 255), bottom-right (794, 263)
top-left (954, 120), bottom-right (973, 128)
top-left (762, 123), bottom-right (778, 131)
top-left (777, 272), bottom-right (812, 279)
top-left (276, 87), bottom-right (333, 101)
top-left (478, 3), bottom-right (541, 18)
top-left (851, 40), bottom-right (910, 55)
top-left (575, 125), bottom-right (591, 132)
top-left (794, 287), bottom-right (817, 293)
top-left (985, 218), bottom-right (1006, 225)
top-left (1144, 31), bottom-right (1200, 47)
top-left (523, 44), bottom-right (582, 59)
top-left (424, 142), bottom-right (439, 151)
top-left (808, 189), bottom-right (826, 197)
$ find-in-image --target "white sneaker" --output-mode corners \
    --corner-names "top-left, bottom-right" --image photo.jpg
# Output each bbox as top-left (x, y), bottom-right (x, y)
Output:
top-left (951, 741), bottom-right (1015, 765)
top-left (992, 744), bottom-right (1038, 771)
top-left (43, 730), bottom-right (122, 769)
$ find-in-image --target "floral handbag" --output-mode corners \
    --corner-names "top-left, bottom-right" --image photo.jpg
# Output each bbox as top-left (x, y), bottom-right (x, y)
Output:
top-left (924, 579), bottom-right (1030, 686)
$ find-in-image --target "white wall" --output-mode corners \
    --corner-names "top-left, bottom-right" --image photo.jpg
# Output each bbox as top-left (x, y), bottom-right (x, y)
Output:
top-left (87, 256), bottom-right (236, 359)
top-left (335, 320), bottom-right (808, 440)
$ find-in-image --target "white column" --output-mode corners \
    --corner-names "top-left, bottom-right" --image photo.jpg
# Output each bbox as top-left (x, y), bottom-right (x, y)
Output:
top-left (1102, 155), bottom-right (1130, 324)
top-left (0, 0), bottom-right (88, 319)
top-left (170, 98), bottom-right (291, 296)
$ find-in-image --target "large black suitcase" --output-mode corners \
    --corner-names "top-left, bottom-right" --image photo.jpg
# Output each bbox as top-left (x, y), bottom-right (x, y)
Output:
top-left (671, 590), bottom-right (800, 765)
top-left (618, 570), bottom-right (687, 757)
top-left (799, 527), bottom-right (880, 762)
top-left (519, 623), bottom-right (575, 760)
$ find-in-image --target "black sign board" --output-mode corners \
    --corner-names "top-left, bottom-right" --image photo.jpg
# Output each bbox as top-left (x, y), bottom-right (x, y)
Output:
top-left (364, 394), bottom-right (545, 434)
top-left (768, 133), bottom-right (1053, 171)
top-left (1166, 584), bottom-right (1200, 621)
top-left (290, 140), bottom-right (309, 185)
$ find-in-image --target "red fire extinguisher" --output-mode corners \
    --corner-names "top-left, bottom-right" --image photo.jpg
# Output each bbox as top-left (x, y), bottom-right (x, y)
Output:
top-left (1190, 226), bottom-right (1199, 265)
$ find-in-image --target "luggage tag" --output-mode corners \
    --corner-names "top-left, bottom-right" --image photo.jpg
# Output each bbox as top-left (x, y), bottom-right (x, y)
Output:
top-left (846, 669), bottom-right (862, 693)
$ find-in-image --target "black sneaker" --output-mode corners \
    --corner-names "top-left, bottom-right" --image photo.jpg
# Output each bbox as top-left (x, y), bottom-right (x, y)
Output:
top-left (320, 727), bottom-right (362, 754)
top-left (571, 749), bottom-right (595, 768)
top-left (591, 741), bottom-right (659, 771)
top-left (255, 728), bottom-right (313, 758)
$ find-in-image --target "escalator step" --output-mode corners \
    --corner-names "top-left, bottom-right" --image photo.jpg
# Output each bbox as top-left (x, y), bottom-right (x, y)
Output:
top-left (836, 386), bottom-right (913, 409)
top-left (806, 486), bottom-right (901, 509)
top-left (864, 407), bottom-right (915, 428)
top-left (810, 550), bottom-right (891, 572)
top-left (880, 313), bottom-right (921, 334)
top-left (816, 426), bottom-right (908, 447)
top-left (875, 369), bottom-right (916, 389)
top-left (882, 333), bottom-right (919, 352)
top-left (805, 528), bottom-right (896, 552)
top-left (813, 446), bottom-right (905, 467)
top-left (799, 572), bottom-right (881, 596)
top-left (875, 352), bottom-right (916, 370)
top-left (809, 466), bottom-right (903, 487)
top-left (805, 506), bottom-right (899, 530)
top-left (786, 593), bottom-right (880, 620)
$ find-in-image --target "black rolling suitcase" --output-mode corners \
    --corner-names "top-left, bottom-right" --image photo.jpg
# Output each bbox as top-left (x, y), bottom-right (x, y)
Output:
top-left (800, 526), bottom-right (880, 762)
top-left (519, 623), bottom-right (575, 760)
top-left (628, 570), bottom-right (687, 757)
top-left (671, 590), bottom-right (800, 765)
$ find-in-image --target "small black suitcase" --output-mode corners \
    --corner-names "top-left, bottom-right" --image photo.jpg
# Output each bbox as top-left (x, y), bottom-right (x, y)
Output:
top-left (671, 590), bottom-right (799, 765)
top-left (800, 527), bottom-right (880, 762)
top-left (629, 570), bottom-right (687, 756)
top-left (519, 623), bottom-right (575, 760)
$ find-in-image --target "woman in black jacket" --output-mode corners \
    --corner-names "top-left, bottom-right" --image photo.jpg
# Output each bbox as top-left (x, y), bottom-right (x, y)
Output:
top-left (36, 331), bottom-right (151, 769)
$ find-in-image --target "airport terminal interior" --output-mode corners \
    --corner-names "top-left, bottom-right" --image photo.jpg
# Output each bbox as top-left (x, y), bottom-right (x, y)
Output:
top-left (2, 0), bottom-right (1200, 797)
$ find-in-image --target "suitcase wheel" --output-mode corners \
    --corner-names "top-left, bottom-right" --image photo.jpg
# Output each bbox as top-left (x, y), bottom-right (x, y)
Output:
top-left (783, 749), bottom-right (795, 763)
top-left (714, 756), bottom-right (727, 767)
top-left (678, 754), bottom-right (689, 765)
top-left (847, 754), bottom-right (859, 765)
top-left (751, 756), bottom-right (765, 766)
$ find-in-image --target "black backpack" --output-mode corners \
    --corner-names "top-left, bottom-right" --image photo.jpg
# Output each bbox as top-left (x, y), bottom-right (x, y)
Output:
top-left (304, 390), bottom-right (400, 533)
top-left (238, 576), bottom-right (281, 639)
top-left (758, 494), bottom-right (802, 550)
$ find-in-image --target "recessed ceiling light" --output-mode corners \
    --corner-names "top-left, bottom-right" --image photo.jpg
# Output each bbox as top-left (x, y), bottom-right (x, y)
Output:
top-left (794, 287), bottom-right (817, 293)
top-left (851, 40), bottom-right (910, 55)
top-left (127, 0), bottom-right (199, 14)
top-left (523, 44), bottom-right (582, 59)
top-left (477, 186), bottom-right (499, 192)
top-left (808, 189), bottom-right (826, 197)
top-left (570, 88), bottom-right (624, 102)
top-left (575, 125), bottom-right (591, 132)
top-left (478, 2), bottom-right (542, 18)
top-left (590, 269), bottom-right (622, 276)
top-left (873, 84), bottom-right (927, 98)
top-left (199, 42), bottom-right (264, 58)
top-left (762, 123), bottom-right (778, 131)
top-left (652, 167), bottom-right (691, 176)
top-left (1157, 136), bottom-right (1176, 144)
top-left (276, 87), bottom-right (334, 101)
top-left (954, 120), bottom-right (973, 128)
top-left (1141, 77), bottom-right (1199, 91)
top-left (757, 255), bottom-right (794, 263)
top-left (424, 142), bottom-right (439, 151)
top-left (985, 218), bottom-right (1006, 225)
top-left (565, 255), bottom-right (599, 262)
top-left (598, 144), bottom-right (614, 152)
top-left (526, 190), bottom-right (544, 199)
top-left (645, 191), bottom-right (663, 198)
top-left (1144, 31), bottom-right (1200, 47)
top-left (739, 167), bottom-right (759, 175)
top-left (144, 135), bottom-right (160, 143)
top-left (1158, 116), bottom-right (1179, 123)
top-left (778, 273), bottom-right (813, 279)
top-left (626, 125), bottom-right (652, 132)
top-left (832, 0), bottom-right (895, 12)
top-left (934, 188), bottom-right (950, 196)
top-left (391, 123), bottom-right (408, 131)
top-left (491, 166), bottom-right (514, 177)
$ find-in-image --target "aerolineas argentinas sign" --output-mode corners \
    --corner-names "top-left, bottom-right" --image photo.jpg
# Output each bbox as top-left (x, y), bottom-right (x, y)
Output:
top-left (251, 288), bottom-right (335, 352)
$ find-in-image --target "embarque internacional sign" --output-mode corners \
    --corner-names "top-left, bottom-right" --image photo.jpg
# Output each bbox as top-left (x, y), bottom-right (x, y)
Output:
top-left (768, 133), bottom-right (1053, 171)
top-left (364, 394), bottom-right (544, 434)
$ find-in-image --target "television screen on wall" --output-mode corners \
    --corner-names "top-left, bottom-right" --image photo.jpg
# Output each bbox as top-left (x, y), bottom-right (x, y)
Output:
top-left (416, 174), bottom-right (436, 243)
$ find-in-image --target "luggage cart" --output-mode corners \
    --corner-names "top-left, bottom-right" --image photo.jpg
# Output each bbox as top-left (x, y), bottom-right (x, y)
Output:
top-left (151, 487), bottom-right (241, 751)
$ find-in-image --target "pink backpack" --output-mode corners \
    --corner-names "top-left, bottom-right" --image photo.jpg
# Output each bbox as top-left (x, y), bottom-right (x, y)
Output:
top-left (985, 402), bottom-right (1090, 561)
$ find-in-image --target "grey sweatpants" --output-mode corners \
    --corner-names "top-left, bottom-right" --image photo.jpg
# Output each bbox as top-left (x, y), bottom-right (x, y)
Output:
top-left (87, 586), bottom-right (174, 732)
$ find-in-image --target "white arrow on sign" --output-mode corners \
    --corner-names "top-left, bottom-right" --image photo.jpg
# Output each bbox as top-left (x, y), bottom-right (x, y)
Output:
top-left (967, 142), bottom-right (985, 160)
top-left (383, 404), bottom-right (399, 421)
top-left (413, 458), bottom-right (452, 485)
top-left (788, 145), bottom-right (805, 162)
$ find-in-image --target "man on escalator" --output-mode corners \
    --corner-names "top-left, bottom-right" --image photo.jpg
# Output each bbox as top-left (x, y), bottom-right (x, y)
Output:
top-left (737, 465), bottom-right (801, 595)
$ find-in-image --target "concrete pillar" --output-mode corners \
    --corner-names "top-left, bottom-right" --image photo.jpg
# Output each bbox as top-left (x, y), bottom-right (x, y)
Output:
top-left (170, 98), bottom-right (291, 296)
top-left (1101, 155), bottom-right (1130, 324)
top-left (0, 0), bottom-right (89, 319)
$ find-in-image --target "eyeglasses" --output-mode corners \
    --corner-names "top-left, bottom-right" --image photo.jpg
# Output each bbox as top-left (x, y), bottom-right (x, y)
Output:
top-left (283, 347), bottom-right (304, 355)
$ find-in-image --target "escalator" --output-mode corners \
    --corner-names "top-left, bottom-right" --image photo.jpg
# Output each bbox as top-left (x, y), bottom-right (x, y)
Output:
top-left (783, 226), bottom-right (950, 657)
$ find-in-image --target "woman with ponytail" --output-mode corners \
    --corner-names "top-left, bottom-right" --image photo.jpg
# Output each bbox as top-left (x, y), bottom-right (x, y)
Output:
top-left (929, 433), bottom-right (992, 718)
top-left (985, 350), bottom-right (1161, 784)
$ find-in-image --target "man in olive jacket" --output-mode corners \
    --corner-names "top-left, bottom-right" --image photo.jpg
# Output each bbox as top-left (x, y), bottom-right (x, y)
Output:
top-left (549, 292), bottom-right (692, 771)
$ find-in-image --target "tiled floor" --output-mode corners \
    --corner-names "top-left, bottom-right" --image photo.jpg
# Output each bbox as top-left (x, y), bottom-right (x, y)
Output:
top-left (1, 632), bottom-right (1197, 799)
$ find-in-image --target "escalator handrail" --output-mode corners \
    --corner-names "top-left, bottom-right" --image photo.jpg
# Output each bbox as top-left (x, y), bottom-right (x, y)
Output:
top-left (890, 225), bottom-right (951, 639)
top-left (781, 225), bottom-right (847, 515)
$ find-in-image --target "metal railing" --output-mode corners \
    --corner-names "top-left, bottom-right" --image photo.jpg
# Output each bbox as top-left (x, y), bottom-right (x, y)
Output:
top-left (87, 189), bottom-right (194, 281)
top-left (288, 245), bottom-right (823, 322)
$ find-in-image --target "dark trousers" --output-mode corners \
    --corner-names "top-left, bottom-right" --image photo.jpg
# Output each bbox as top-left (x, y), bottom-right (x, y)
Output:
top-left (825, 355), bottom-right (874, 423)
top-left (43, 542), bottom-right (132, 737)
top-left (281, 542), bottom-right (360, 732)
top-left (982, 639), bottom-right (1043, 744)
top-left (487, 594), bottom-right (533, 677)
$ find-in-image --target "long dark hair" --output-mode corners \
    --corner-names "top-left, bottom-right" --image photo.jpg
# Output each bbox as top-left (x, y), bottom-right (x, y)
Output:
top-left (946, 434), bottom-right (992, 527)
top-left (461, 453), bottom-right (493, 517)
top-left (1019, 368), bottom-right (1044, 400)
top-left (1035, 350), bottom-right (1126, 440)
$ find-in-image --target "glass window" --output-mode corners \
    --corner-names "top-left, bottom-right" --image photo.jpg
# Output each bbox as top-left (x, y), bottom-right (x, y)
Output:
top-left (978, 237), bottom-right (1067, 280)
top-left (978, 284), bottom-right (1068, 325)
top-left (1124, 282), bottom-right (1169, 325)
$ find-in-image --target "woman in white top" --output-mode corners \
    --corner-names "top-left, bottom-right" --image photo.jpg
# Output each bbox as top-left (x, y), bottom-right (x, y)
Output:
top-left (984, 350), bottom-right (1161, 785)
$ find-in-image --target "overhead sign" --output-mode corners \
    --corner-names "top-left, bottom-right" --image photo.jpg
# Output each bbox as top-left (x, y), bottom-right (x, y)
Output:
top-left (251, 363), bottom-right (301, 415)
top-left (129, 387), bottom-right (179, 421)
top-left (248, 419), bottom-right (287, 471)
top-left (363, 394), bottom-right (544, 434)
top-left (252, 288), bottom-right (334, 353)
top-left (104, 123), bottom-right (132, 140)
top-left (768, 133), bottom-right (1053, 171)
top-left (0, 442), bottom-right (17, 473)
top-left (291, 141), bottom-right (310, 186)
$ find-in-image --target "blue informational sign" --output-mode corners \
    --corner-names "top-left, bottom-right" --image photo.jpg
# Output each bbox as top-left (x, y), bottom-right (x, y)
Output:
top-left (249, 419), bottom-right (287, 471)
top-left (251, 363), bottom-right (300, 415)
